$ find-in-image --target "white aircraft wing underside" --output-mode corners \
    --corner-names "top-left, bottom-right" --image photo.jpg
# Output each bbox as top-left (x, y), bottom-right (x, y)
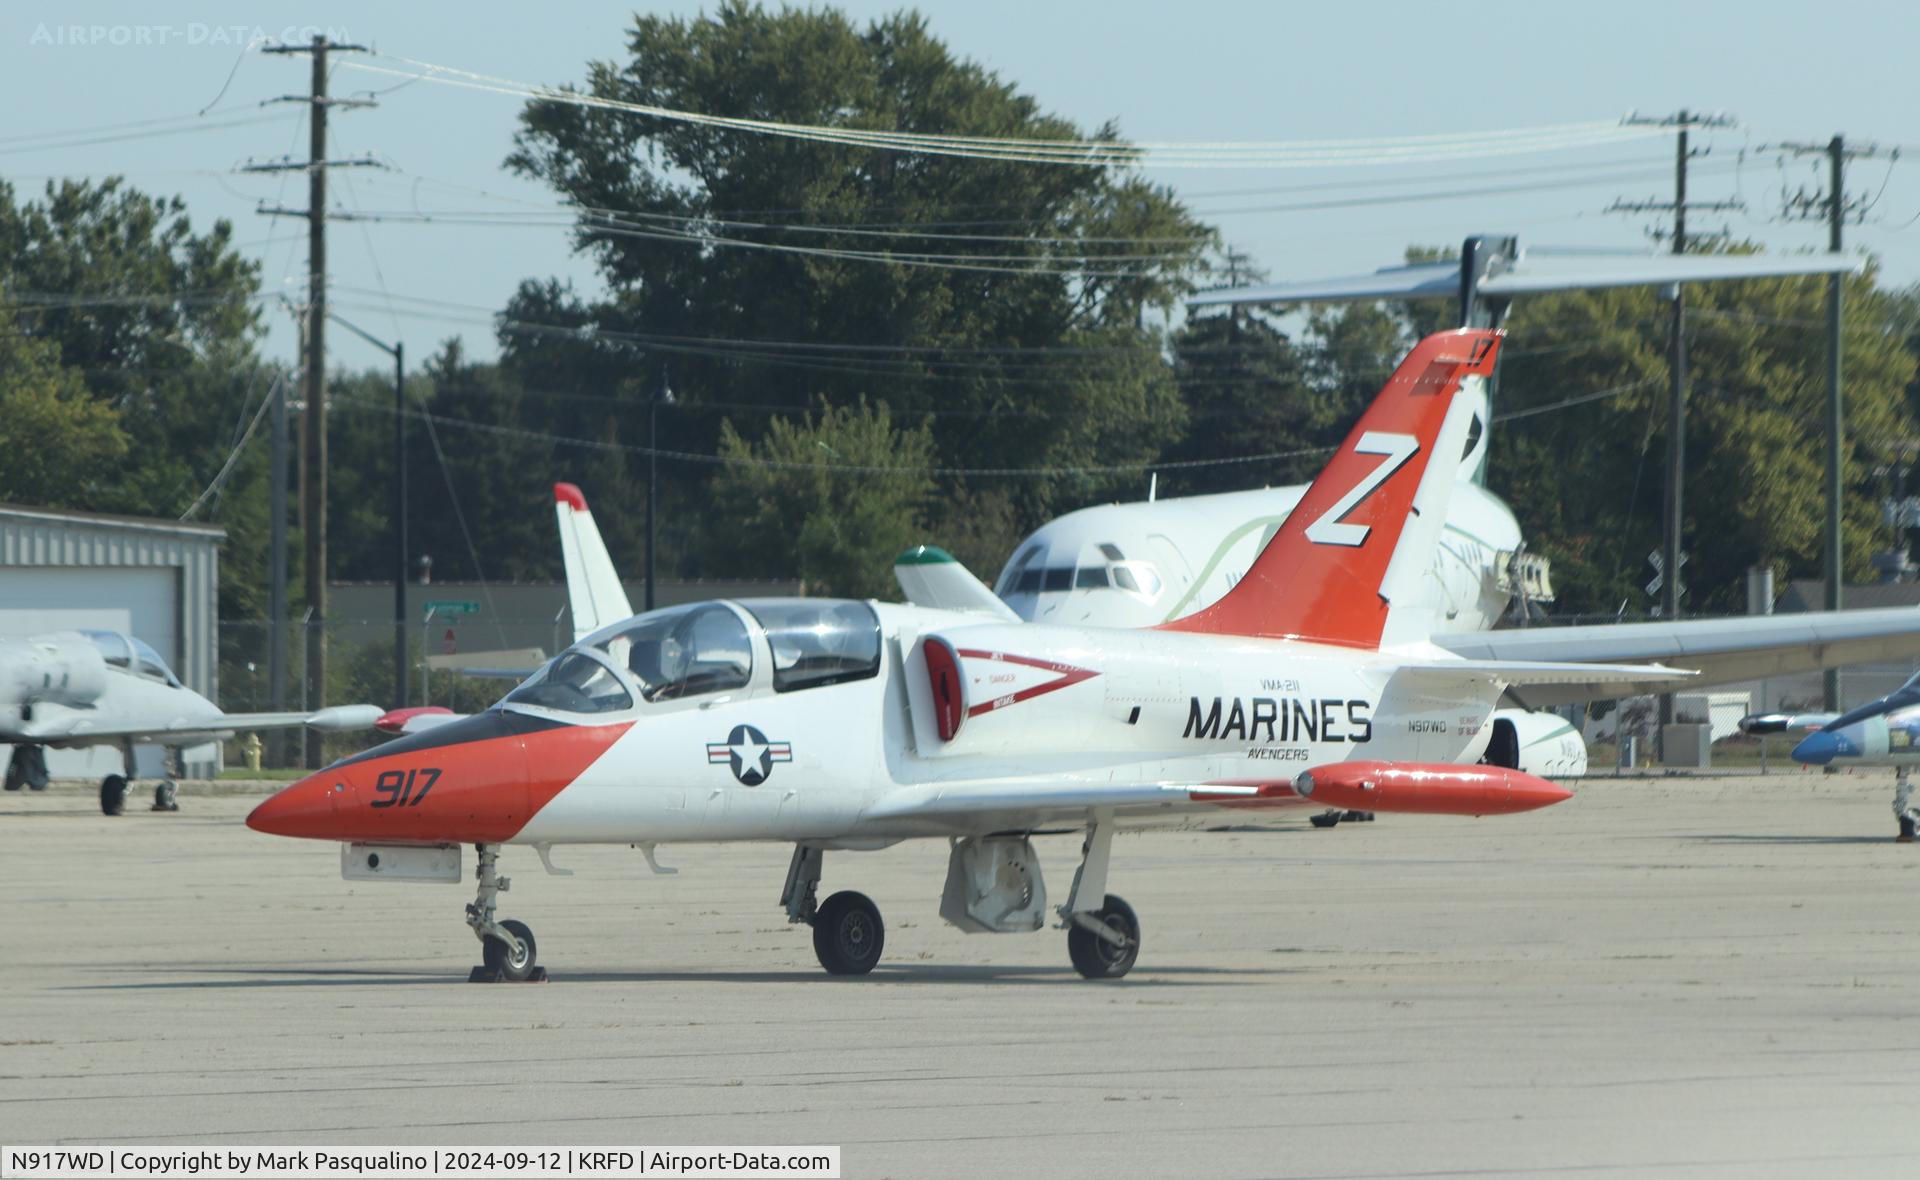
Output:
top-left (1433, 608), bottom-right (1920, 706)
top-left (863, 780), bottom-right (1288, 831)
top-left (8, 705), bottom-right (382, 746)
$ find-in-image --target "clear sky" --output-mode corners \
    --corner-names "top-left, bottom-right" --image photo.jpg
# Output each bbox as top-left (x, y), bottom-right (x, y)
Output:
top-left (5, 1), bottom-right (1917, 373)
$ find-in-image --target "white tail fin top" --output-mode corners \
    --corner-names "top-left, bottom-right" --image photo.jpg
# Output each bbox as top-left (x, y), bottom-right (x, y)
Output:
top-left (554, 483), bottom-right (633, 642)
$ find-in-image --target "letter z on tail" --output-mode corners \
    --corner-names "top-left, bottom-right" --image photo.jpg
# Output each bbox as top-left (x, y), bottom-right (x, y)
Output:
top-left (1161, 328), bottom-right (1502, 649)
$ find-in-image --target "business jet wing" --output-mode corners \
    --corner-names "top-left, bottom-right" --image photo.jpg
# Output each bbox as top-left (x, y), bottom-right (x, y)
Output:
top-left (10, 704), bottom-right (382, 746)
top-left (893, 546), bottom-right (1020, 621)
top-left (1433, 608), bottom-right (1920, 706)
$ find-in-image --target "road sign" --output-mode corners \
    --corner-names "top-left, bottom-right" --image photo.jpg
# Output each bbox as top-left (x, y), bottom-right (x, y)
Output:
top-left (1645, 551), bottom-right (1687, 599)
top-left (425, 600), bottom-right (481, 617)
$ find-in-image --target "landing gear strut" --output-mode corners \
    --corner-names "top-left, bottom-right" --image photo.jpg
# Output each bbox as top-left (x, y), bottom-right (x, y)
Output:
top-left (1057, 814), bottom-right (1140, 979)
top-left (3, 745), bottom-right (48, 792)
top-left (98, 742), bottom-right (179, 816)
top-left (784, 843), bottom-right (886, 976)
top-left (466, 843), bottom-right (544, 982)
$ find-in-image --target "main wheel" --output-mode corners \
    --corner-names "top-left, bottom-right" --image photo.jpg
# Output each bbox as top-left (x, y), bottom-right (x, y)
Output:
top-left (152, 781), bottom-right (179, 812)
top-left (1309, 810), bottom-right (1342, 828)
top-left (482, 919), bottom-right (538, 982)
top-left (100, 775), bottom-right (128, 817)
top-left (812, 890), bottom-right (884, 976)
top-left (1067, 894), bottom-right (1140, 980)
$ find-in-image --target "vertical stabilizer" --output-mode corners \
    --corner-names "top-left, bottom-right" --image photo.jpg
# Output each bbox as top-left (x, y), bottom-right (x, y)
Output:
top-left (554, 483), bottom-right (634, 642)
top-left (1159, 329), bottom-right (1502, 649)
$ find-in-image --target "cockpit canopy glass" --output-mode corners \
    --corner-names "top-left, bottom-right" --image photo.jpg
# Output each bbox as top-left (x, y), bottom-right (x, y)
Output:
top-left (82, 631), bottom-right (180, 686)
top-left (1826, 672), bottom-right (1920, 732)
top-left (589, 602), bottom-right (753, 703)
top-left (739, 599), bottom-right (881, 693)
top-left (504, 650), bottom-right (633, 714)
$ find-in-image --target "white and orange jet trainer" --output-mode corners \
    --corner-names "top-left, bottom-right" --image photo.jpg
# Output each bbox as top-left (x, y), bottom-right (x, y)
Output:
top-left (248, 328), bottom-right (1685, 982)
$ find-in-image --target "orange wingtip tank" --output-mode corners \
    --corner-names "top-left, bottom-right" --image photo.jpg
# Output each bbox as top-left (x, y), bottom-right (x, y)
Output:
top-left (1294, 760), bottom-right (1571, 817)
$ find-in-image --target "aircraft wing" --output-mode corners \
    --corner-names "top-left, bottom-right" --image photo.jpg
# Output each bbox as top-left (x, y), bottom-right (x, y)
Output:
top-left (1433, 608), bottom-right (1920, 706)
top-left (893, 546), bottom-right (1020, 621)
top-left (8, 704), bottom-right (383, 747)
top-left (863, 779), bottom-right (1298, 830)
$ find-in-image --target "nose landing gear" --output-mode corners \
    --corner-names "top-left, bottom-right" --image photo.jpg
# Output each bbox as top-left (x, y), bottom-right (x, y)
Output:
top-left (466, 844), bottom-right (545, 982)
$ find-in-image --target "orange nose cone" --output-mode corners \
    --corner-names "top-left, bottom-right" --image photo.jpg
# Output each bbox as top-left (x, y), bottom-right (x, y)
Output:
top-left (246, 773), bottom-right (345, 839)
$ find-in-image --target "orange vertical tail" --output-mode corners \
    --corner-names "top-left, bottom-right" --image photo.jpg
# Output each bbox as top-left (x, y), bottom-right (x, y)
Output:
top-left (1160, 328), bottom-right (1502, 648)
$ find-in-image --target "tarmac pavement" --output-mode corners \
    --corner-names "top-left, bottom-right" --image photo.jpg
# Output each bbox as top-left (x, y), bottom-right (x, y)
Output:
top-left (4, 771), bottom-right (1920, 1177)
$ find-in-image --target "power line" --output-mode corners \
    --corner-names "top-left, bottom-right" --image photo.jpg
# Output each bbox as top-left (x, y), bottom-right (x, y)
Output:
top-left (339, 53), bottom-right (1667, 169)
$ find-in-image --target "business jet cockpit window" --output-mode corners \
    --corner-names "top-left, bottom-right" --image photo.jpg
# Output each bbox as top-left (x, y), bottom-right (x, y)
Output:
top-left (740, 599), bottom-right (881, 693)
top-left (83, 631), bottom-right (182, 687)
top-left (589, 603), bottom-right (753, 703)
top-left (505, 651), bottom-right (634, 714)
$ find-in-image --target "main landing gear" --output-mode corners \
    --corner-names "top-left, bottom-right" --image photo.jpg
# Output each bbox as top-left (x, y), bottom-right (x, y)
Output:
top-left (466, 843), bottom-right (545, 982)
top-left (99, 741), bottom-right (179, 816)
top-left (782, 844), bottom-right (886, 975)
top-left (780, 821), bottom-right (1143, 980)
top-left (1057, 817), bottom-right (1139, 979)
top-left (1309, 809), bottom-right (1375, 828)
top-left (3, 745), bottom-right (49, 792)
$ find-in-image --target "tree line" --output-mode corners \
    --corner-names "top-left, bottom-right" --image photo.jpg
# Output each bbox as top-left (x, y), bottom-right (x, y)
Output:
top-left (4, 2), bottom-right (1917, 690)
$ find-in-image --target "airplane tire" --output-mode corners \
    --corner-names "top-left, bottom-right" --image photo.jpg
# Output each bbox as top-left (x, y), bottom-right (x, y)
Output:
top-left (1309, 811), bottom-right (1342, 828)
top-left (100, 775), bottom-right (128, 817)
top-left (812, 890), bottom-right (884, 976)
top-left (483, 919), bottom-right (538, 982)
top-left (152, 781), bottom-right (179, 812)
top-left (1068, 895), bottom-right (1140, 980)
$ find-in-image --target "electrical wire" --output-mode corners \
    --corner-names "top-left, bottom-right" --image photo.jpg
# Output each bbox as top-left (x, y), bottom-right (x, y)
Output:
top-left (338, 53), bottom-right (1666, 169)
top-left (180, 371), bottom-right (283, 520)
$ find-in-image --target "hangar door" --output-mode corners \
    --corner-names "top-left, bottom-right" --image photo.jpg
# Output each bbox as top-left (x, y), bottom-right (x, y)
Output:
top-left (0, 567), bottom-right (180, 669)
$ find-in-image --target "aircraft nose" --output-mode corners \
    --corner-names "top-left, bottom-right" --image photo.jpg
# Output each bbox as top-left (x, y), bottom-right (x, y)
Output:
top-left (246, 772), bottom-right (348, 838)
top-left (1791, 730), bottom-right (1845, 765)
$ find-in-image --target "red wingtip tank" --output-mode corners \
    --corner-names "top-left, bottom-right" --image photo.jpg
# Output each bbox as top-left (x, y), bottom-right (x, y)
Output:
top-left (1294, 760), bottom-right (1572, 817)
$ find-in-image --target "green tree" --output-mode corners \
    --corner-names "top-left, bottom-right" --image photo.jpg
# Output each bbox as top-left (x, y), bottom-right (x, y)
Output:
top-left (0, 177), bottom-right (272, 618)
top-left (0, 304), bottom-right (128, 501)
top-left (1493, 264), bottom-right (1918, 615)
top-left (505, 2), bottom-right (1211, 568)
top-left (708, 399), bottom-right (934, 599)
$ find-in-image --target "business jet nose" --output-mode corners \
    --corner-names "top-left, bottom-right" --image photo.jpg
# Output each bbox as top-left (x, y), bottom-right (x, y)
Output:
top-left (1790, 730), bottom-right (1847, 766)
top-left (247, 772), bottom-right (347, 838)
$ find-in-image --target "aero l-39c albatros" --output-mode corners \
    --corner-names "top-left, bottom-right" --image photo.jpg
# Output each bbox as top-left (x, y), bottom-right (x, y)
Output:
top-left (1, 630), bottom-right (380, 814)
top-left (247, 328), bottom-right (1688, 983)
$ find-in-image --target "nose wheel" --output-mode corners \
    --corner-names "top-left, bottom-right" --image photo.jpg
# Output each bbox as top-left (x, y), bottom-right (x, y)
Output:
top-left (465, 844), bottom-right (545, 982)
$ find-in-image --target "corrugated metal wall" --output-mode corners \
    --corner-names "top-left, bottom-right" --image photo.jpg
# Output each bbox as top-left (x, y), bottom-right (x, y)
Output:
top-left (0, 507), bottom-right (223, 698)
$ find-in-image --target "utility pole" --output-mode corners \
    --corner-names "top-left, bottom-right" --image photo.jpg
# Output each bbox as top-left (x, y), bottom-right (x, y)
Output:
top-left (1775, 133), bottom-right (1882, 710)
top-left (249, 36), bottom-right (375, 763)
top-left (647, 367), bottom-right (676, 613)
top-left (328, 313), bottom-right (408, 710)
top-left (268, 364), bottom-right (289, 765)
top-left (1607, 109), bottom-right (1737, 743)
